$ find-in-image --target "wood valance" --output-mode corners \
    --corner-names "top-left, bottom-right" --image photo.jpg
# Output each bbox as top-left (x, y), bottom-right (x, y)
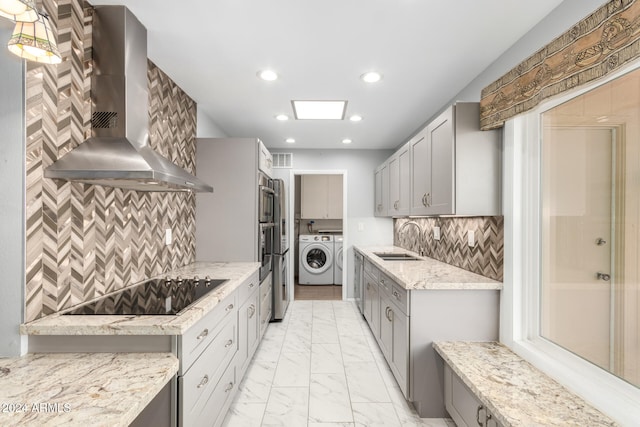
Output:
top-left (480, 0), bottom-right (640, 130)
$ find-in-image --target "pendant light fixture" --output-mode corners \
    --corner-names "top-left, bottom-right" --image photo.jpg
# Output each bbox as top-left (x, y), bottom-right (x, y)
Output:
top-left (0, 0), bottom-right (38, 22)
top-left (7, 11), bottom-right (62, 64)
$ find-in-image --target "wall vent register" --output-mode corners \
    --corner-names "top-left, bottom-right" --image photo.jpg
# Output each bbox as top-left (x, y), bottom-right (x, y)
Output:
top-left (272, 152), bottom-right (293, 168)
top-left (64, 277), bottom-right (227, 315)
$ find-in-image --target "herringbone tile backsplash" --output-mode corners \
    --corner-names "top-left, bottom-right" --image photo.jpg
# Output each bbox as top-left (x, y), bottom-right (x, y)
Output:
top-left (394, 217), bottom-right (504, 281)
top-left (25, 1), bottom-right (198, 321)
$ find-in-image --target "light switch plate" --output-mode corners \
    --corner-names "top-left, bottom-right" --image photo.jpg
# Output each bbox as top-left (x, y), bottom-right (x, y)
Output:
top-left (165, 228), bottom-right (172, 245)
top-left (433, 226), bottom-right (441, 241)
top-left (467, 230), bottom-right (475, 247)
top-left (358, 222), bottom-right (364, 232)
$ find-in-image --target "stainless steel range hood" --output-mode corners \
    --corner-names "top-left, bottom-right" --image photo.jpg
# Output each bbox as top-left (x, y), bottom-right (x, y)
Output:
top-left (45, 6), bottom-right (213, 193)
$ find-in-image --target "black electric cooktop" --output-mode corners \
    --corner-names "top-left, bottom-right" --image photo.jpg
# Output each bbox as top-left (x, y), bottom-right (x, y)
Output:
top-left (65, 277), bottom-right (228, 315)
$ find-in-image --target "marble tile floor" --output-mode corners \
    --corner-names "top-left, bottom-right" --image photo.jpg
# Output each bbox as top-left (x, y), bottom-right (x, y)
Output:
top-left (222, 300), bottom-right (455, 427)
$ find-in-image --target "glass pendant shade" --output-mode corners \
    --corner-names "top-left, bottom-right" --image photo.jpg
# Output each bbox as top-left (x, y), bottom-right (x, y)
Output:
top-left (0, 0), bottom-right (38, 22)
top-left (7, 12), bottom-right (62, 64)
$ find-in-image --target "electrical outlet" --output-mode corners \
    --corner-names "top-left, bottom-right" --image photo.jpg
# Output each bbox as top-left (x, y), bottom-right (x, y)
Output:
top-left (467, 230), bottom-right (475, 247)
top-left (358, 222), bottom-right (365, 232)
top-left (165, 228), bottom-right (172, 245)
top-left (433, 226), bottom-right (441, 241)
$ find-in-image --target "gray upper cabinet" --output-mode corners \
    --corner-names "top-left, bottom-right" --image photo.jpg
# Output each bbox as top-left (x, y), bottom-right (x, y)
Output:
top-left (196, 138), bottom-right (271, 262)
top-left (374, 162), bottom-right (389, 217)
top-left (389, 142), bottom-right (411, 216)
top-left (411, 103), bottom-right (501, 216)
top-left (376, 102), bottom-right (501, 217)
top-left (410, 108), bottom-right (455, 215)
top-left (258, 140), bottom-right (273, 178)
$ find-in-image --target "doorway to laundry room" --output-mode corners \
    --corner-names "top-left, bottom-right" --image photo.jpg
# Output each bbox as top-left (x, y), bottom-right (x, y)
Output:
top-left (292, 171), bottom-right (346, 301)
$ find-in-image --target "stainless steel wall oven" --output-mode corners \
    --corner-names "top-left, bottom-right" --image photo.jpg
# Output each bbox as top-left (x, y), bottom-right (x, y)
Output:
top-left (258, 172), bottom-right (274, 224)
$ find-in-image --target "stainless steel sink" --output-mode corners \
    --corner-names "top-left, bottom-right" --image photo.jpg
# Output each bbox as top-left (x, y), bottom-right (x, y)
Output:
top-left (374, 252), bottom-right (421, 261)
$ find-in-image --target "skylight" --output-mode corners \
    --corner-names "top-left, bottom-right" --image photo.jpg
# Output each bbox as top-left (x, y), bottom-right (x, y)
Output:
top-left (292, 100), bottom-right (347, 120)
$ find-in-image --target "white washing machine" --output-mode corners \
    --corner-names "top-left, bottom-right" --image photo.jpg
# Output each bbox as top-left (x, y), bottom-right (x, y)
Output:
top-left (333, 235), bottom-right (343, 285)
top-left (299, 235), bottom-right (334, 285)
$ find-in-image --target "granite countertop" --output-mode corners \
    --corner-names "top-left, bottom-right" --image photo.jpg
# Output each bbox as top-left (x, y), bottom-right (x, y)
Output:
top-left (20, 262), bottom-right (260, 336)
top-left (0, 352), bottom-right (178, 427)
top-left (433, 341), bottom-right (617, 426)
top-left (356, 245), bottom-right (502, 290)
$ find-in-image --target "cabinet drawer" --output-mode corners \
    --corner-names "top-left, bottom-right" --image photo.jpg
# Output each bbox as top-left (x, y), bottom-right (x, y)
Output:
top-left (190, 360), bottom-right (237, 427)
top-left (181, 291), bottom-right (237, 372)
top-left (378, 273), bottom-right (395, 295)
top-left (238, 271), bottom-right (259, 304)
top-left (180, 318), bottom-right (237, 426)
top-left (390, 282), bottom-right (409, 315)
top-left (208, 363), bottom-right (237, 427)
top-left (364, 260), bottom-right (379, 281)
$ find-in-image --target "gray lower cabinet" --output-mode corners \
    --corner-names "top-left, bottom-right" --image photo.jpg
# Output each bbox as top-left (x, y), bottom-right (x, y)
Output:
top-left (259, 272), bottom-right (272, 338)
top-left (374, 273), bottom-right (409, 396)
top-left (178, 290), bottom-right (238, 427)
top-left (179, 271), bottom-right (264, 427)
top-left (379, 292), bottom-right (409, 396)
top-left (363, 263), bottom-right (380, 338)
top-left (361, 259), bottom-right (499, 418)
top-left (444, 365), bottom-right (503, 427)
top-left (237, 273), bottom-right (260, 380)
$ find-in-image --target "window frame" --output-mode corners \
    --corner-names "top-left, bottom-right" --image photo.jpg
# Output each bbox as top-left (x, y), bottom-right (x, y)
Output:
top-left (501, 60), bottom-right (640, 425)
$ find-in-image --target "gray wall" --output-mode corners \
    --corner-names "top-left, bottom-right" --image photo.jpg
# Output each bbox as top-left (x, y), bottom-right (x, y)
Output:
top-left (0, 21), bottom-right (26, 357)
top-left (197, 109), bottom-right (228, 137)
top-left (270, 149), bottom-right (393, 298)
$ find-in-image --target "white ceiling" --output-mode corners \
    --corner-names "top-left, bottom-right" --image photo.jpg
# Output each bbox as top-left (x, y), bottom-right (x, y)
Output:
top-left (90, 0), bottom-right (564, 150)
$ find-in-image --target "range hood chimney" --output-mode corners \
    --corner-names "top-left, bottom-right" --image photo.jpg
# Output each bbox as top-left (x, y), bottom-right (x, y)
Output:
top-left (45, 6), bottom-right (213, 193)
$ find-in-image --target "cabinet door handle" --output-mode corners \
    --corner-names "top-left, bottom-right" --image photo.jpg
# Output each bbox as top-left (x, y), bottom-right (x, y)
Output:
top-left (476, 405), bottom-right (485, 426)
top-left (225, 339), bottom-right (233, 348)
top-left (226, 303), bottom-right (234, 312)
top-left (249, 282), bottom-right (255, 288)
top-left (426, 193), bottom-right (431, 207)
top-left (197, 375), bottom-right (209, 389)
top-left (422, 193), bottom-right (427, 207)
top-left (248, 304), bottom-right (256, 318)
top-left (388, 307), bottom-right (393, 322)
top-left (224, 382), bottom-right (234, 393)
top-left (393, 290), bottom-right (400, 300)
top-left (196, 328), bottom-right (209, 340)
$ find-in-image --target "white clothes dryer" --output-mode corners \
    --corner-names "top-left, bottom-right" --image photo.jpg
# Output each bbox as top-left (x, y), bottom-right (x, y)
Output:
top-left (299, 235), bottom-right (334, 285)
top-left (333, 235), bottom-right (343, 285)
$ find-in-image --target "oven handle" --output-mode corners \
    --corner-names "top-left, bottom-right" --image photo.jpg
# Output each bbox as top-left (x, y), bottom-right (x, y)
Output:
top-left (259, 185), bottom-right (275, 195)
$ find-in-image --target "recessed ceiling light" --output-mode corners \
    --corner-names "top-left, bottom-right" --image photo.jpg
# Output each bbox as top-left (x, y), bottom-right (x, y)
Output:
top-left (349, 115), bottom-right (363, 122)
top-left (360, 71), bottom-right (382, 83)
top-left (292, 100), bottom-right (347, 120)
top-left (276, 114), bottom-right (289, 121)
top-left (257, 69), bottom-right (278, 81)
top-left (342, 139), bottom-right (352, 144)
top-left (286, 138), bottom-right (295, 143)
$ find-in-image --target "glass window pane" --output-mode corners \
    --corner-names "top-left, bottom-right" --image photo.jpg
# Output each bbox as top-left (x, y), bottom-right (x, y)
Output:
top-left (541, 69), bottom-right (640, 388)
